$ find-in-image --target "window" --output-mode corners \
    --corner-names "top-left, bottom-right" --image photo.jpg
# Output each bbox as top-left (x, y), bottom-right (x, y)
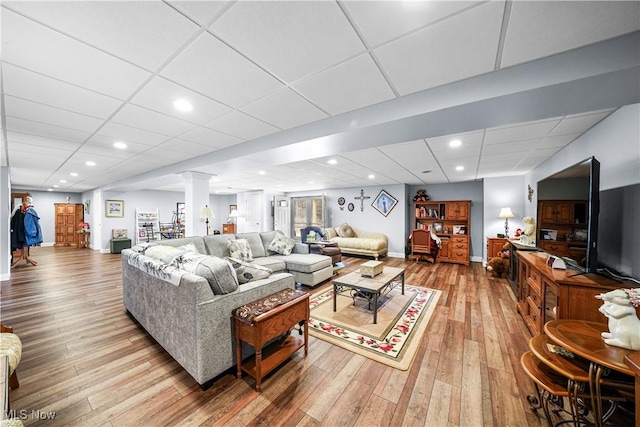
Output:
top-left (291, 196), bottom-right (325, 239)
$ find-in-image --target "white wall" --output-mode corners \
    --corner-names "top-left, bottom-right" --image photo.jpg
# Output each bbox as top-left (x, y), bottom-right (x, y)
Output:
top-left (289, 184), bottom-right (408, 257)
top-left (408, 181), bottom-right (484, 262)
top-left (483, 175), bottom-right (526, 262)
top-left (1, 166), bottom-right (10, 281)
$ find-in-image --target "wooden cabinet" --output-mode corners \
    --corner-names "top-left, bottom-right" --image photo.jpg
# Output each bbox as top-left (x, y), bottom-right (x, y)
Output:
top-left (54, 203), bottom-right (84, 247)
top-left (413, 200), bottom-right (470, 265)
top-left (537, 200), bottom-right (588, 261)
top-left (446, 201), bottom-right (469, 221)
top-left (222, 223), bottom-right (236, 234)
top-left (540, 202), bottom-right (574, 224)
top-left (487, 237), bottom-right (509, 259)
top-left (516, 251), bottom-right (622, 336)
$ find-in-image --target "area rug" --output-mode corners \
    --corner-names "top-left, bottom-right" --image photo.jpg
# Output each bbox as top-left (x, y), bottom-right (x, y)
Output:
top-left (308, 285), bottom-right (440, 370)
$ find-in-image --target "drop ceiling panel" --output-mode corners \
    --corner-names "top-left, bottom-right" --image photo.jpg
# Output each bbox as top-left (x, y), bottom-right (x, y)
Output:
top-left (97, 122), bottom-right (171, 146)
top-left (2, 64), bottom-right (122, 119)
top-left (156, 138), bottom-right (216, 156)
top-left (179, 126), bottom-right (243, 149)
top-left (111, 104), bottom-right (196, 137)
top-left (293, 53), bottom-right (395, 115)
top-left (167, 1), bottom-right (232, 27)
top-left (2, 8), bottom-right (151, 99)
top-left (7, 131), bottom-right (81, 152)
top-left (374, 1), bottom-right (504, 96)
top-left (549, 110), bottom-right (613, 136)
top-left (536, 134), bottom-right (580, 150)
top-left (6, 117), bottom-right (92, 143)
top-left (211, 1), bottom-right (365, 83)
top-left (344, 1), bottom-right (484, 47)
top-left (161, 33), bottom-right (283, 108)
top-left (426, 130), bottom-right (484, 151)
top-left (502, 1), bottom-right (640, 67)
top-left (240, 88), bottom-right (328, 130)
top-left (130, 76), bottom-right (231, 125)
top-left (5, 1), bottom-right (199, 71)
top-left (85, 134), bottom-right (150, 154)
top-left (484, 119), bottom-right (560, 145)
top-left (4, 96), bottom-right (104, 133)
top-left (204, 111), bottom-right (279, 141)
top-left (481, 140), bottom-right (536, 156)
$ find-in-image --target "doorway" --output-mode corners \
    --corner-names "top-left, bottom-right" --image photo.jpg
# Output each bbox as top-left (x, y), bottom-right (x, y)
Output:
top-left (291, 196), bottom-right (325, 239)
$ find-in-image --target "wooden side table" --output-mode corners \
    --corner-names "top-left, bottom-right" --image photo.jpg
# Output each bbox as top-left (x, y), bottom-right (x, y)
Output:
top-left (232, 289), bottom-right (309, 391)
top-left (77, 231), bottom-right (90, 248)
top-left (222, 223), bottom-right (236, 234)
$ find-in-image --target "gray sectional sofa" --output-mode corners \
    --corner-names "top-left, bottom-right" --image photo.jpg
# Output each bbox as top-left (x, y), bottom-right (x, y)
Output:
top-left (121, 231), bottom-right (332, 386)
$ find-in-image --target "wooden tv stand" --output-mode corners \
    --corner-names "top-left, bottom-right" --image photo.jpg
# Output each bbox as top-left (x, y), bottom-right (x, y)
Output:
top-left (232, 289), bottom-right (309, 391)
top-left (516, 251), bottom-right (624, 336)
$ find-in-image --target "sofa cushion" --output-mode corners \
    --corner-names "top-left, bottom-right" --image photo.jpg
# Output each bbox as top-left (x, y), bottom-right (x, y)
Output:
top-left (179, 242), bottom-right (200, 254)
top-left (227, 239), bottom-right (254, 262)
top-left (267, 233), bottom-right (296, 256)
top-left (235, 233), bottom-right (266, 258)
top-left (337, 223), bottom-right (355, 238)
top-left (175, 253), bottom-right (239, 294)
top-left (259, 231), bottom-right (279, 254)
top-left (271, 253), bottom-right (332, 273)
top-left (250, 257), bottom-right (287, 272)
top-left (203, 234), bottom-right (235, 258)
top-left (225, 257), bottom-right (273, 284)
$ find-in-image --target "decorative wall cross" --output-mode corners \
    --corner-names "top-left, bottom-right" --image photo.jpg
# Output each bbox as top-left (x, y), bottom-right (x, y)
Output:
top-left (354, 189), bottom-right (370, 212)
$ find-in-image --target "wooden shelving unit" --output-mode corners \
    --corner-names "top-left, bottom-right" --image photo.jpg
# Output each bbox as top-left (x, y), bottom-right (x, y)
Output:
top-left (413, 200), bottom-right (471, 265)
top-left (135, 209), bottom-right (160, 245)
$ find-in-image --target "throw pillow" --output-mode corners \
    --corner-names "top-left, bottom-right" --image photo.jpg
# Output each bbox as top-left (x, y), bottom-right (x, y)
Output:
top-left (268, 233), bottom-right (296, 256)
top-left (227, 239), bottom-right (254, 262)
top-left (337, 223), bottom-right (355, 238)
top-left (178, 253), bottom-right (239, 294)
top-left (225, 257), bottom-right (272, 284)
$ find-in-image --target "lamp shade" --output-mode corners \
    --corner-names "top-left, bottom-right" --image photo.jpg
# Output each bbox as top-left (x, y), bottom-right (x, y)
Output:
top-left (200, 205), bottom-right (213, 220)
top-left (229, 209), bottom-right (238, 218)
top-left (498, 207), bottom-right (515, 219)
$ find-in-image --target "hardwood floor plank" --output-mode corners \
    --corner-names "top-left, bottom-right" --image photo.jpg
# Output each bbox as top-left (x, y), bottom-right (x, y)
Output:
top-left (2, 247), bottom-right (551, 426)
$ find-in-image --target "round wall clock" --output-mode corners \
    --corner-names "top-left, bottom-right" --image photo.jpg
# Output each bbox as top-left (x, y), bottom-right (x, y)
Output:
top-left (338, 197), bottom-right (345, 206)
top-left (347, 203), bottom-right (355, 212)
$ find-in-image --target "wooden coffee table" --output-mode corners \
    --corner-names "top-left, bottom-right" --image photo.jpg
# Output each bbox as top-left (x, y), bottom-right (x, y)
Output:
top-left (332, 266), bottom-right (405, 324)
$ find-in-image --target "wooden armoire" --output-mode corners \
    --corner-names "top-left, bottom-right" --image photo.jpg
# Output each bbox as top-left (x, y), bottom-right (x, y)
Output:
top-left (54, 203), bottom-right (84, 247)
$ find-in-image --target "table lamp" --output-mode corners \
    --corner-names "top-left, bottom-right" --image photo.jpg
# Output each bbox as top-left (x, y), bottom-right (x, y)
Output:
top-left (227, 208), bottom-right (238, 224)
top-left (200, 205), bottom-right (214, 236)
top-left (498, 207), bottom-right (515, 238)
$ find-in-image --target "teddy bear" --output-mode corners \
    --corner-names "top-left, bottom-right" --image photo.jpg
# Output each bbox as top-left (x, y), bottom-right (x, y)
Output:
top-left (413, 189), bottom-right (429, 202)
top-left (520, 216), bottom-right (536, 245)
top-left (486, 242), bottom-right (510, 278)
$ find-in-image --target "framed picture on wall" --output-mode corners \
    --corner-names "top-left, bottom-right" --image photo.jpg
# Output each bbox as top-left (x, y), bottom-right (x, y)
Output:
top-left (371, 190), bottom-right (398, 217)
top-left (106, 200), bottom-right (124, 218)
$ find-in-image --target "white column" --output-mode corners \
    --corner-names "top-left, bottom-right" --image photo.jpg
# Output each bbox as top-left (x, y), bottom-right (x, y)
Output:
top-left (182, 172), bottom-right (212, 237)
top-left (1, 166), bottom-right (10, 280)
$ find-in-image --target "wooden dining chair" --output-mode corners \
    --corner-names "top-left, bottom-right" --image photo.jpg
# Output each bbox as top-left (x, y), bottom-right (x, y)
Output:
top-left (410, 229), bottom-right (438, 263)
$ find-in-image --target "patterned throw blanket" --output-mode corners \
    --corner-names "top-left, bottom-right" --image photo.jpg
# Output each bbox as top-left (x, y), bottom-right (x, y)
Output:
top-left (126, 251), bottom-right (186, 286)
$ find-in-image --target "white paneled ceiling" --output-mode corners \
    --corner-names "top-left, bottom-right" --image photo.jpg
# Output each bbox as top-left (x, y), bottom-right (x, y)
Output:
top-left (1, 1), bottom-right (639, 194)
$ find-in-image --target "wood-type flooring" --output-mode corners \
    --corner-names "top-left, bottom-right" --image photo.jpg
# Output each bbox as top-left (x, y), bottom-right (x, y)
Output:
top-left (3, 246), bottom-right (551, 426)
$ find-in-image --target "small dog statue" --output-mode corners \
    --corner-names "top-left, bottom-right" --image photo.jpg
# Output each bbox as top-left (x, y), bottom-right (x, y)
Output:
top-left (595, 288), bottom-right (640, 350)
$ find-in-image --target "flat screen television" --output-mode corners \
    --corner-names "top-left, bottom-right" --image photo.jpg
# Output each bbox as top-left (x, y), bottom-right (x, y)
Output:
top-left (537, 157), bottom-right (600, 273)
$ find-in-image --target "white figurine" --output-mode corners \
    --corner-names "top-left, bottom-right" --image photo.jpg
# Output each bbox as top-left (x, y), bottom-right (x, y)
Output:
top-left (595, 288), bottom-right (640, 351)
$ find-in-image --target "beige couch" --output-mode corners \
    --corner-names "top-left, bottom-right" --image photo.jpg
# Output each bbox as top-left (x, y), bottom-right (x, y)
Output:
top-left (323, 224), bottom-right (388, 260)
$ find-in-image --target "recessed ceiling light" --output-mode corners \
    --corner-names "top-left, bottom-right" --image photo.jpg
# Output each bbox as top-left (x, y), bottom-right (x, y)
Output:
top-left (47, 188), bottom-right (53, 192)
top-left (307, 181), bottom-right (314, 185)
top-left (59, 179), bottom-right (67, 183)
top-left (53, 185), bottom-right (59, 188)
top-left (456, 165), bottom-right (464, 171)
top-left (113, 141), bottom-right (127, 149)
top-left (368, 174), bottom-right (375, 179)
top-left (85, 161), bottom-right (96, 166)
top-left (70, 172), bottom-right (78, 177)
top-left (449, 139), bottom-right (462, 148)
top-left (327, 159), bottom-right (337, 165)
top-left (258, 170), bottom-right (266, 175)
top-left (173, 99), bottom-right (193, 112)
